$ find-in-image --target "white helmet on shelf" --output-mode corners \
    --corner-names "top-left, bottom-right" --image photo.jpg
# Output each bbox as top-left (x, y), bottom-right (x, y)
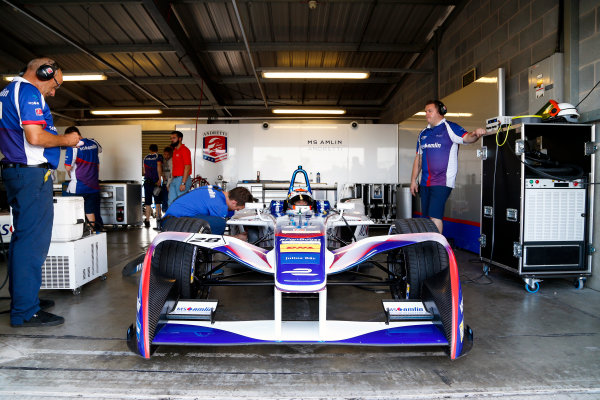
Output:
top-left (548, 100), bottom-right (580, 123)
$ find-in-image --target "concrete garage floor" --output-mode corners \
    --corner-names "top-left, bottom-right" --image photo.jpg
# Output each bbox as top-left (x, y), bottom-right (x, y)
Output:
top-left (0, 225), bottom-right (599, 400)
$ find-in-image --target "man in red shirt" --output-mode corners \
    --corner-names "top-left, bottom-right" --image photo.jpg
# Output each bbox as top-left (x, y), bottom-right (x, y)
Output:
top-left (168, 130), bottom-right (192, 206)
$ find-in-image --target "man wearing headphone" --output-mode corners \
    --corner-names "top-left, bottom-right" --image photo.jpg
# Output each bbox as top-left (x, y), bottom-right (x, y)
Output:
top-left (0, 58), bottom-right (80, 327)
top-left (410, 100), bottom-right (486, 234)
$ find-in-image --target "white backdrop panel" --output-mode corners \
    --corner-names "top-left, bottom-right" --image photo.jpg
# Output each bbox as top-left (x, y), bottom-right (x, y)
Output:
top-left (176, 124), bottom-right (398, 188)
top-left (57, 125), bottom-right (142, 182)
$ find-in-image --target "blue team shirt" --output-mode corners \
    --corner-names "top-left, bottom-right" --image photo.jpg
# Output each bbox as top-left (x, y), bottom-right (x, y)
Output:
top-left (65, 138), bottom-right (102, 193)
top-left (143, 153), bottom-right (163, 182)
top-left (0, 78), bottom-right (60, 168)
top-left (164, 186), bottom-right (232, 219)
top-left (416, 119), bottom-right (467, 188)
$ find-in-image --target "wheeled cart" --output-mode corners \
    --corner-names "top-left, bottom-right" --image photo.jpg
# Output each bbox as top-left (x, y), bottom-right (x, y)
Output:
top-left (99, 182), bottom-right (142, 227)
top-left (479, 123), bottom-right (595, 292)
top-left (41, 233), bottom-right (108, 295)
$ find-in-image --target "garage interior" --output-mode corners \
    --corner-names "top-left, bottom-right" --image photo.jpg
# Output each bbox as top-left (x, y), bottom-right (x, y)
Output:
top-left (1, 0), bottom-right (600, 399)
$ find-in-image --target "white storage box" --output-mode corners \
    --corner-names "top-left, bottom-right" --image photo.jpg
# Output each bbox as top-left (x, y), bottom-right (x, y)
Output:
top-left (52, 196), bottom-right (85, 241)
top-left (0, 211), bottom-right (13, 243)
top-left (41, 232), bottom-right (108, 294)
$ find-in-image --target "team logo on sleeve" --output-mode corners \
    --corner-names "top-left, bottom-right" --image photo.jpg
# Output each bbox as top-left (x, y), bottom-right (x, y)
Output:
top-left (35, 108), bottom-right (43, 116)
top-left (202, 130), bottom-right (228, 163)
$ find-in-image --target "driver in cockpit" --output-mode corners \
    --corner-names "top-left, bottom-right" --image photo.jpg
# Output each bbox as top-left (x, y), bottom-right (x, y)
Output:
top-left (286, 190), bottom-right (312, 210)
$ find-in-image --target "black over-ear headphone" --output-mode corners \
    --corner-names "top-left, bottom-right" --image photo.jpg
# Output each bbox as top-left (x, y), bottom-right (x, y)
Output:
top-left (435, 100), bottom-right (447, 116)
top-left (36, 62), bottom-right (59, 81)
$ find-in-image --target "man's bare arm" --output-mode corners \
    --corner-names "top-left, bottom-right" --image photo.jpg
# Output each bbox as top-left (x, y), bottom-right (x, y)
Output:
top-left (24, 125), bottom-right (79, 148)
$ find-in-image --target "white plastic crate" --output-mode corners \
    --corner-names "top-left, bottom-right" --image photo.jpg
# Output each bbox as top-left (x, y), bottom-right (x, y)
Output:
top-left (52, 196), bottom-right (85, 241)
top-left (41, 233), bottom-right (108, 294)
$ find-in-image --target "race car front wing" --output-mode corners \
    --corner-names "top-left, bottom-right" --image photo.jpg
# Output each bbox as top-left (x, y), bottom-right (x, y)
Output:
top-left (127, 232), bottom-right (473, 359)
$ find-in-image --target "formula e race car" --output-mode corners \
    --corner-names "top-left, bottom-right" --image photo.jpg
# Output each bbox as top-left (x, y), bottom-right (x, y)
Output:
top-left (126, 166), bottom-right (473, 359)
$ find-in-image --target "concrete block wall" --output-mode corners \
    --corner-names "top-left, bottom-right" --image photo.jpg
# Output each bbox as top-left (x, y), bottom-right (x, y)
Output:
top-left (383, 52), bottom-right (436, 123)
top-left (383, 0), bottom-right (600, 290)
top-left (382, 0), bottom-right (561, 122)
top-left (578, 0), bottom-right (600, 118)
top-left (581, 0), bottom-right (600, 290)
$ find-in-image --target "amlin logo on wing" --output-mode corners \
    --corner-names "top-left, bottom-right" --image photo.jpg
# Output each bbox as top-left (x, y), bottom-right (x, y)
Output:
top-left (176, 307), bottom-right (213, 312)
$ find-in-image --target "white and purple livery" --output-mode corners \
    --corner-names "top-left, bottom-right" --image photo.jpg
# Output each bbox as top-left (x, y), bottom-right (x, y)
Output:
top-left (127, 167), bottom-right (473, 359)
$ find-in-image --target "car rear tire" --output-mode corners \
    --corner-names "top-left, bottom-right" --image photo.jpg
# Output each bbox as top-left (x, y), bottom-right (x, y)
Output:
top-left (389, 218), bottom-right (449, 298)
top-left (161, 217), bottom-right (211, 233)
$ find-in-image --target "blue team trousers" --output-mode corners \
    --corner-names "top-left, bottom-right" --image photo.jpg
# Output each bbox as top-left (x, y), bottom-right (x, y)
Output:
top-left (193, 214), bottom-right (226, 235)
top-left (168, 175), bottom-right (191, 206)
top-left (2, 167), bottom-right (54, 325)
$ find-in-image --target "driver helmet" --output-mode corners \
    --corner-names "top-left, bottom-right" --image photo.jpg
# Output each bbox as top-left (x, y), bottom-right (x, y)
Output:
top-left (287, 189), bottom-right (313, 210)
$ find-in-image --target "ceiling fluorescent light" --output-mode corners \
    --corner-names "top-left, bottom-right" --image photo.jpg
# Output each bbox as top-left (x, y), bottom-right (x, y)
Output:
top-left (4, 73), bottom-right (107, 82)
top-left (476, 77), bottom-right (498, 83)
top-left (413, 112), bottom-right (473, 117)
top-left (272, 109), bottom-right (346, 115)
top-left (63, 74), bottom-right (107, 81)
top-left (91, 109), bottom-right (162, 115)
top-left (262, 71), bottom-right (369, 79)
top-left (271, 125), bottom-right (339, 129)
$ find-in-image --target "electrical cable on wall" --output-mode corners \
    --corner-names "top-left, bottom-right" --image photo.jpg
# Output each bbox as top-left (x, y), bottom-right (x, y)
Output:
top-left (488, 140), bottom-right (500, 268)
top-left (177, 55), bottom-right (205, 180)
top-left (193, 79), bottom-right (204, 179)
top-left (576, 79), bottom-right (600, 108)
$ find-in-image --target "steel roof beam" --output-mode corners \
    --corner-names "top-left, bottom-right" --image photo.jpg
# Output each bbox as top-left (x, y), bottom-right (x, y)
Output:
top-left (173, 0), bottom-right (456, 5)
top-left (0, 31), bottom-right (105, 107)
top-left (231, 0), bottom-right (268, 109)
top-left (23, 0), bottom-right (455, 4)
top-left (200, 42), bottom-right (424, 53)
top-left (19, 0), bottom-right (141, 4)
top-left (1, 0), bottom-right (169, 108)
top-left (142, 0), bottom-right (223, 114)
top-left (219, 76), bottom-right (427, 84)
top-left (108, 99), bottom-right (385, 107)
top-left (32, 44), bottom-right (175, 55)
top-left (33, 42), bottom-right (425, 54)
top-left (382, 1), bottom-right (468, 110)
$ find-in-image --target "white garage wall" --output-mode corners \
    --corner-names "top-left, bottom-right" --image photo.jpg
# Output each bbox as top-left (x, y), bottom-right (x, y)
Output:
top-left (57, 125), bottom-right (142, 182)
top-left (176, 123), bottom-right (399, 192)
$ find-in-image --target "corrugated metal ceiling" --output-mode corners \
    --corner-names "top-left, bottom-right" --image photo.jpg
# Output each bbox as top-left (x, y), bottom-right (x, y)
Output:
top-left (0, 0), bottom-right (462, 122)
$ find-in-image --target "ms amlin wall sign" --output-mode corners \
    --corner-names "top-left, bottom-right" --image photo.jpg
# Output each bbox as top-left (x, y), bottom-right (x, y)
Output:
top-left (203, 130), bottom-right (228, 163)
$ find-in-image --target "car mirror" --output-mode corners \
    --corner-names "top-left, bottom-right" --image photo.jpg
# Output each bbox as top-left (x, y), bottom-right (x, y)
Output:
top-left (337, 202), bottom-right (355, 211)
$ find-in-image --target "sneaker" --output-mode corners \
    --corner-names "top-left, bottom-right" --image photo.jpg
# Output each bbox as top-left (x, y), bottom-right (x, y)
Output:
top-left (39, 298), bottom-right (55, 310)
top-left (144, 220), bottom-right (150, 228)
top-left (11, 311), bottom-right (64, 328)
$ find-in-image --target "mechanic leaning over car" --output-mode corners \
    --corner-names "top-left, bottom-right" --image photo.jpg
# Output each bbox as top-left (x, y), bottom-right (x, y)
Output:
top-left (410, 99), bottom-right (486, 234)
top-left (162, 186), bottom-right (254, 237)
top-left (0, 58), bottom-right (80, 328)
top-left (168, 130), bottom-right (192, 206)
